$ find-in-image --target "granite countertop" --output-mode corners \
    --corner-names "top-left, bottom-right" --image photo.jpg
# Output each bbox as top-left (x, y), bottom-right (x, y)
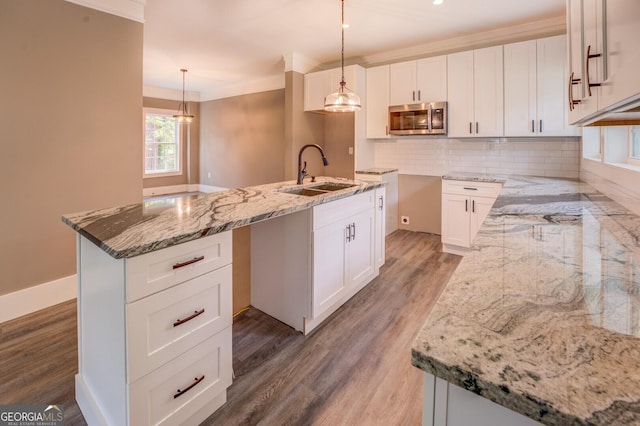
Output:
top-left (355, 168), bottom-right (399, 175)
top-left (442, 173), bottom-right (507, 184)
top-left (62, 177), bottom-right (384, 259)
top-left (412, 175), bottom-right (640, 425)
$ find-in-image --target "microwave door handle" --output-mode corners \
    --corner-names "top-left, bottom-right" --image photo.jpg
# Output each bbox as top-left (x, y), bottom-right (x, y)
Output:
top-left (427, 105), bottom-right (432, 133)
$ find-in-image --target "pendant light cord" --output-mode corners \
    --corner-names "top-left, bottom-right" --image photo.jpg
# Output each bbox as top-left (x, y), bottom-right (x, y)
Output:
top-left (340, 0), bottom-right (345, 89)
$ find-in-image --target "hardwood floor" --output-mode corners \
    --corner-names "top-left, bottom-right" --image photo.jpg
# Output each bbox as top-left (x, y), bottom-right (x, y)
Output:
top-left (0, 230), bottom-right (460, 426)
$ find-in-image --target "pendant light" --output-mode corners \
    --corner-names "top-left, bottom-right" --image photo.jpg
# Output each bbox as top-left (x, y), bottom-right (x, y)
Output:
top-left (324, 0), bottom-right (361, 112)
top-left (173, 68), bottom-right (194, 124)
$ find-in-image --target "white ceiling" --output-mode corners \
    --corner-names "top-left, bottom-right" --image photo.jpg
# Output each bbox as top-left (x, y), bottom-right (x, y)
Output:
top-left (143, 0), bottom-right (566, 101)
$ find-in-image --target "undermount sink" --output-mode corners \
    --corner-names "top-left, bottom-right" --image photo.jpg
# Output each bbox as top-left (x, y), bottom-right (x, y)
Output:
top-left (278, 182), bottom-right (357, 197)
top-left (309, 183), bottom-right (356, 192)
top-left (280, 188), bottom-right (328, 197)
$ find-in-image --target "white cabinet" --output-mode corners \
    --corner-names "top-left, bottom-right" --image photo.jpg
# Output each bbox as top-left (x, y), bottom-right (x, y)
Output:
top-left (504, 36), bottom-right (577, 137)
top-left (448, 46), bottom-right (504, 138)
top-left (313, 191), bottom-right (375, 319)
top-left (304, 65), bottom-right (361, 112)
top-left (389, 56), bottom-right (447, 106)
top-left (251, 189), bottom-right (380, 335)
top-left (441, 180), bottom-right (502, 255)
top-left (566, 0), bottom-right (640, 124)
top-left (374, 187), bottom-right (386, 270)
top-left (75, 232), bottom-right (233, 426)
top-left (355, 171), bottom-right (398, 237)
top-left (366, 65), bottom-right (390, 138)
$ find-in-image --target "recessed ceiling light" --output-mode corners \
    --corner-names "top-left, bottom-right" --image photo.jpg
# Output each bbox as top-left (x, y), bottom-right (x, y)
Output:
top-left (433, 0), bottom-right (443, 4)
top-left (342, 23), bottom-right (349, 29)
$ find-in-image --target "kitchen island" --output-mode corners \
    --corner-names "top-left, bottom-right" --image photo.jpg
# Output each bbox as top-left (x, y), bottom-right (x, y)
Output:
top-left (62, 176), bottom-right (385, 426)
top-left (412, 175), bottom-right (640, 425)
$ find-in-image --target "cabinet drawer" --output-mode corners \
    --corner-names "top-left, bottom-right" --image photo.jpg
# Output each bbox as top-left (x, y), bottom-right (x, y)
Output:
top-left (126, 265), bottom-right (232, 382)
top-left (129, 327), bottom-right (232, 426)
top-left (126, 231), bottom-right (232, 302)
top-left (313, 191), bottom-right (374, 230)
top-left (442, 180), bottom-right (502, 198)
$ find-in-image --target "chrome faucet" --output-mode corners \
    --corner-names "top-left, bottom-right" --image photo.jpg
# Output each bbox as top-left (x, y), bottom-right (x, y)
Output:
top-left (297, 144), bottom-right (329, 184)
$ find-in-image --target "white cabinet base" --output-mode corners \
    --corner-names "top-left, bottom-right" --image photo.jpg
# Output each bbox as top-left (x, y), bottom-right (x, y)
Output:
top-left (422, 373), bottom-right (542, 426)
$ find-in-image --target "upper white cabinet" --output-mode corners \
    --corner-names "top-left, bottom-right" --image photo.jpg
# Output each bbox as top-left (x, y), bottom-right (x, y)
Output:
top-left (447, 46), bottom-right (504, 138)
top-left (566, 0), bottom-right (640, 124)
top-left (366, 65), bottom-right (390, 139)
top-left (389, 56), bottom-right (447, 106)
top-left (304, 65), bottom-right (361, 112)
top-left (504, 35), bottom-right (578, 137)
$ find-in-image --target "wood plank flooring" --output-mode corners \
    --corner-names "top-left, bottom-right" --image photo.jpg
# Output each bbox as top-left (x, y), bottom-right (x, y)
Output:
top-left (0, 230), bottom-right (460, 426)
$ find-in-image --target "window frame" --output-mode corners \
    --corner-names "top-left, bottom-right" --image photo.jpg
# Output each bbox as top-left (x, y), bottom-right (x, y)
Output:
top-left (628, 126), bottom-right (640, 167)
top-left (143, 107), bottom-right (182, 178)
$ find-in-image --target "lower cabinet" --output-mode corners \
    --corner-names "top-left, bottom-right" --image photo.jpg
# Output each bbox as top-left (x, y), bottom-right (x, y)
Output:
top-left (374, 187), bottom-right (386, 270)
top-left (75, 232), bottom-right (233, 426)
top-left (313, 192), bottom-right (375, 319)
top-left (422, 373), bottom-right (542, 426)
top-left (441, 180), bottom-right (502, 255)
top-left (251, 190), bottom-right (381, 335)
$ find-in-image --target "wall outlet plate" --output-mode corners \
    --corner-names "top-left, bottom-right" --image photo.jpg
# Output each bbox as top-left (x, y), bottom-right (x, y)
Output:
top-left (401, 216), bottom-right (410, 224)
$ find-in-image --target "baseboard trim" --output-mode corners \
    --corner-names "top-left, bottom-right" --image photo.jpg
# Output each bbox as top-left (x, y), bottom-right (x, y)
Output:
top-left (143, 184), bottom-right (228, 197)
top-left (0, 275), bottom-right (77, 323)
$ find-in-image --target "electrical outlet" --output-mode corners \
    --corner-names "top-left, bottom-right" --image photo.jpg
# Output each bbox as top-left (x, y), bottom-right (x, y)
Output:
top-left (401, 216), bottom-right (410, 225)
top-left (207, 172), bottom-right (211, 179)
top-left (348, 146), bottom-right (354, 155)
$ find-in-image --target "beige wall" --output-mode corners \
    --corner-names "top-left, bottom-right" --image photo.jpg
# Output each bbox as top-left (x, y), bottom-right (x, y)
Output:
top-left (143, 97), bottom-right (200, 188)
top-left (324, 113), bottom-right (356, 179)
top-left (200, 89), bottom-right (285, 188)
top-left (398, 175), bottom-right (442, 234)
top-left (0, 1), bottom-right (143, 297)
top-left (284, 72), bottom-right (326, 181)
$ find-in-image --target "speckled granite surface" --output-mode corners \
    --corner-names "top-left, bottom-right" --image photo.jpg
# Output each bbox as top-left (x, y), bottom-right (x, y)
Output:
top-left (412, 175), bottom-right (640, 425)
top-left (442, 173), bottom-right (507, 184)
top-left (355, 167), bottom-right (399, 175)
top-left (62, 177), bottom-right (383, 259)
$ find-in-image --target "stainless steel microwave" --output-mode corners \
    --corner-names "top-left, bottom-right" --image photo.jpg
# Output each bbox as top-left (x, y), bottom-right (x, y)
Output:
top-left (388, 102), bottom-right (447, 136)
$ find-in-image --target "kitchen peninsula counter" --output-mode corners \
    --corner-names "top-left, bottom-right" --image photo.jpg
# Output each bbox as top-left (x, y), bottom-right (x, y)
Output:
top-left (62, 177), bottom-right (383, 259)
top-left (412, 175), bottom-right (640, 425)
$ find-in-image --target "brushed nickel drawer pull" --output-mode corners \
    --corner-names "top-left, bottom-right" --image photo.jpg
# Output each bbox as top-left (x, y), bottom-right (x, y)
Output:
top-left (173, 308), bottom-right (205, 327)
top-left (463, 187), bottom-right (478, 191)
top-left (172, 256), bottom-right (205, 270)
top-left (174, 375), bottom-right (205, 399)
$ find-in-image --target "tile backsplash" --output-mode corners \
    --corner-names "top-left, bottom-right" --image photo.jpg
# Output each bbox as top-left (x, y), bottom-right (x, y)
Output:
top-left (373, 138), bottom-right (580, 178)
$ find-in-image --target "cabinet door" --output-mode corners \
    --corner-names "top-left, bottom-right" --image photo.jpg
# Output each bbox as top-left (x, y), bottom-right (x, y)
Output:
top-left (312, 220), bottom-right (347, 317)
top-left (599, 0), bottom-right (640, 110)
top-left (567, 0), bottom-right (587, 124)
top-left (304, 70), bottom-right (329, 112)
top-left (441, 194), bottom-right (471, 248)
top-left (579, 0), bottom-right (602, 119)
top-left (416, 56), bottom-right (447, 102)
top-left (473, 45), bottom-right (504, 137)
top-left (504, 40), bottom-right (537, 137)
top-left (469, 196), bottom-right (496, 244)
top-left (374, 188), bottom-right (386, 269)
top-left (366, 65), bottom-right (390, 138)
top-left (345, 207), bottom-right (375, 288)
top-left (447, 51), bottom-right (475, 138)
top-left (537, 35), bottom-right (577, 136)
top-left (389, 60), bottom-right (417, 105)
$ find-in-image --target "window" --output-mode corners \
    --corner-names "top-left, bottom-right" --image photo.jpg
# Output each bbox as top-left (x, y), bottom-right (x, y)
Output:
top-left (144, 108), bottom-right (181, 177)
top-left (629, 126), bottom-right (640, 166)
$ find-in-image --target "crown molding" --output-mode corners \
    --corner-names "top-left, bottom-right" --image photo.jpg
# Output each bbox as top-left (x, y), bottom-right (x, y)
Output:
top-left (64, 0), bottom-right (146, 23)
top-left (143, 86), bottom-right (201, 102)
top-left (283, 52), bottom-right (322, 74)
top-left (328, 14), bottom-right (566, 68)
top-left (199, 74), bottom-right (285, 102)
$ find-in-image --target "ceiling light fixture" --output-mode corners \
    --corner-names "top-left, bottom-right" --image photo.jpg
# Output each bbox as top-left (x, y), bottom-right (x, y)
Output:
top-left (324, 0), bottom-right (361, 113)
top-left (433, 0), bottom-right (443, 5)
top-left (173, 68), bottom-right (194, 124)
